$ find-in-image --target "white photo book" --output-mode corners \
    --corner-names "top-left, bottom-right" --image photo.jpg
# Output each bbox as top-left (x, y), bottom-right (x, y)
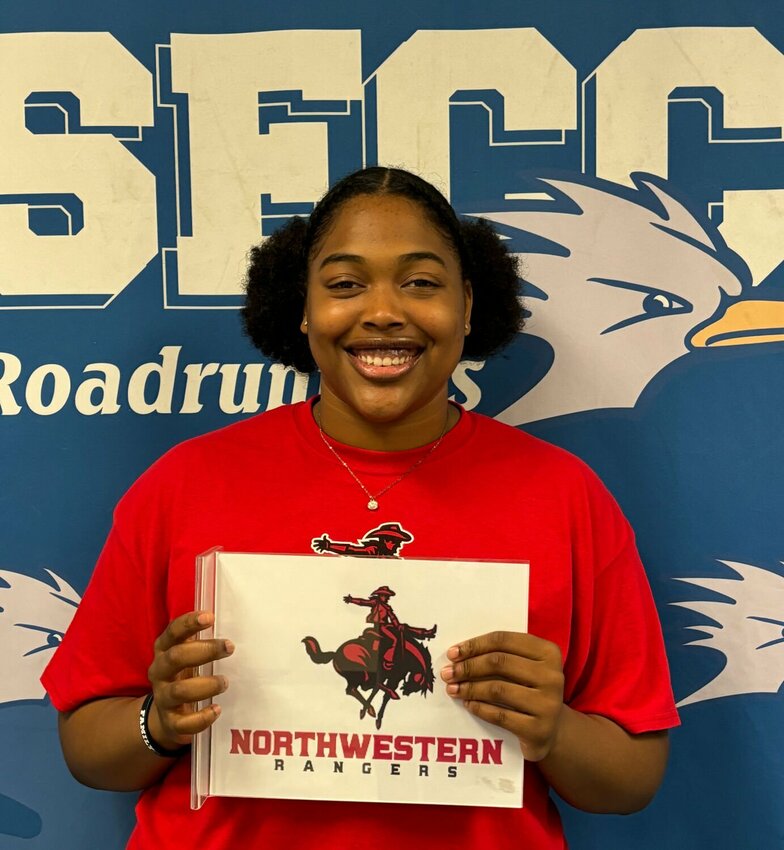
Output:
top-left (192, 550), bottom-right (529, 809)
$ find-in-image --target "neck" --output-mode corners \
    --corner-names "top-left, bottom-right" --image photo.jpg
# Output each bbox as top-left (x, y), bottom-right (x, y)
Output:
top-left (314, 391), bottom-right (457, 451)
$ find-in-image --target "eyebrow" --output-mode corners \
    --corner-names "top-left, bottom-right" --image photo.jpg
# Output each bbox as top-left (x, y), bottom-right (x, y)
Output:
top-left (319, 251), bottom-right (448, 270)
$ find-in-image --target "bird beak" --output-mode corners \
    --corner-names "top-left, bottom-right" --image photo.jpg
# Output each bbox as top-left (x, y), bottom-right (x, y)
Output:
top-left (690, 300), bottom-right (784, 348)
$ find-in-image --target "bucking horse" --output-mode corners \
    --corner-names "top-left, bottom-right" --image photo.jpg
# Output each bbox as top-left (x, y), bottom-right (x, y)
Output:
top-left (302, 622), bottom-right (436, 729)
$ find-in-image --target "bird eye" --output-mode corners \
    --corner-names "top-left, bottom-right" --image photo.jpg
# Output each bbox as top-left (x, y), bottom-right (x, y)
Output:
top-left (16, 622), bottom-right (65, 656)
top-left (748, 615), bottom-right (784, 650)
top-left (643, 293), bottom-right (674, 314)
top-left (587, 277), bottom-right (693, 334)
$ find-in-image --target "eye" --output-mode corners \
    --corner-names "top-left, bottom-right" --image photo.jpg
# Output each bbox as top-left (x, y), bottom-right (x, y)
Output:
top-left (643, 293), bottom-right (675, 314)
top-left (326, 279), bottom-right (364, 295)
top-left (748, 616), bottom-right (784, 650)
top-left (16, 622), bottom-right (65, 656)
top-left (403, 277), bottom-right (440, 290)
top-left (587, 277), bottom-right (693, 334)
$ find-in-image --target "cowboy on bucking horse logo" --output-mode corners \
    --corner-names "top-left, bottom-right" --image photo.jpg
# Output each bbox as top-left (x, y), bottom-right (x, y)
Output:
top-left (302, 586), bottom-right (437, 729)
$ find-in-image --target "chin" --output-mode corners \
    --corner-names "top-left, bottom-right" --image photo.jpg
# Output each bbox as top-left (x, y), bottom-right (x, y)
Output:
top-left (351, 395), bottom-right (418, 424)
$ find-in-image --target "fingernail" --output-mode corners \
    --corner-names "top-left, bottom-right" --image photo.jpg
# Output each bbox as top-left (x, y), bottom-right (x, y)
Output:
top-left (220, 676), bottom-right (229, 691)
top-left (446, 684), bottom-right (459, 696)
top-left (447, 645), bottom-right (460, 661)
top-left (212, 704), bottom-right (222, 717)
top-left (224, 640), bottom-right (235, 654)
top-left (440, 665), bottom-right (454, 681)
top-left (197, 612), bottom-right (210, 626)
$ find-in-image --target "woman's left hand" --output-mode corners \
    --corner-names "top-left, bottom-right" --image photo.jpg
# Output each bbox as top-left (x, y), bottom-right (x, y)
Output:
top-left (440, 631), bottom-right (565, 762)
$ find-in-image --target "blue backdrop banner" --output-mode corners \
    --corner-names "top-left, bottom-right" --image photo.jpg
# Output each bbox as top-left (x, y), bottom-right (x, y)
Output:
top-left (1, 1), bottom-right (783, 847)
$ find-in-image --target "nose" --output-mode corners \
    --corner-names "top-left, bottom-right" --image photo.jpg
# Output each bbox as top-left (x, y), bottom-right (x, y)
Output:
top-left (360, 282), bottom-right (406, 331)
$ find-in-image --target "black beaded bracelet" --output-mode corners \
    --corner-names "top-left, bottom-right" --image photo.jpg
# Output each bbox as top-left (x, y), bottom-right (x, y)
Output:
top-left (139, 693), bottom-right (189, 758)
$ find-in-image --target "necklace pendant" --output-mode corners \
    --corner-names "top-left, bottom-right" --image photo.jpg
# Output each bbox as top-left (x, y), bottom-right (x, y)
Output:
top-left (317, 409), bottom-right (448, 515)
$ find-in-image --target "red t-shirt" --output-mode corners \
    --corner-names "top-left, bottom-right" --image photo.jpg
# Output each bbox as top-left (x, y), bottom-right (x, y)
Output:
top-left (42, 400), bottom-right (679, 849)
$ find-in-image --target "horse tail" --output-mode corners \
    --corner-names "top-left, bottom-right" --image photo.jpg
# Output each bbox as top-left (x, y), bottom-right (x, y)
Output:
top-left (302, 636), bottom-right (335, 664)
top-left (400, 637), bottom-right (435, 695)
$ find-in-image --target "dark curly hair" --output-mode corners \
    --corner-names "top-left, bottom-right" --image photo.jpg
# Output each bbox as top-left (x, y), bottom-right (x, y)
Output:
top-left (242, 167), bottom-right (523, 373)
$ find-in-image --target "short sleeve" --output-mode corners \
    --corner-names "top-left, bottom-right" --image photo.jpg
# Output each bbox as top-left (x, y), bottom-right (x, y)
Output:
top-left (41, 456), bottom-right (177, 713)
top-left (565, 537), bottom-right (680, 734)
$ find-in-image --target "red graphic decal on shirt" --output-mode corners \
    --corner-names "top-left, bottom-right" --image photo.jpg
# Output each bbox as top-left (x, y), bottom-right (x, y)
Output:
top-left (311, 522), bottom-right (414, 558)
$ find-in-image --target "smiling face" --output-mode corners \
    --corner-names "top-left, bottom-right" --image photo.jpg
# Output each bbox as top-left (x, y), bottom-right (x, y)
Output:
top-left (303, 194), bottom-right (472, 448)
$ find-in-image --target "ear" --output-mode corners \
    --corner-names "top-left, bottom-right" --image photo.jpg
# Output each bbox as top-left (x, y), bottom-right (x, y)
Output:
top-left (463, 279), bottom-right (473, 334)
top-left (300, 314), bottom-right (308, 334)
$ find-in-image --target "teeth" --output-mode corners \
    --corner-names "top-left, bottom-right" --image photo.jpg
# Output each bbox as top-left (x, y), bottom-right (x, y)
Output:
top-left (355, 350), bottom-right (416, 367)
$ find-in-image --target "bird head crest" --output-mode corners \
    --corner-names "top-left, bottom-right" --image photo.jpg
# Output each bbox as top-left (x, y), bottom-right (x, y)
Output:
top-left (0, 569), bottom-right (80, 705)
top-left (673, 560), bottom-right (784, 707)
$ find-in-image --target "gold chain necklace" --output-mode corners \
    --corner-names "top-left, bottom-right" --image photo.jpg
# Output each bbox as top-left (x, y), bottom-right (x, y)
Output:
top-left (315, 409), bottom-right (449, 511)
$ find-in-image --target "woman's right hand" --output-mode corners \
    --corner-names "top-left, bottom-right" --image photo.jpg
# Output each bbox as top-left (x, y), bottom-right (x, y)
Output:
top-left (146, 610), bottom-right (234, 750)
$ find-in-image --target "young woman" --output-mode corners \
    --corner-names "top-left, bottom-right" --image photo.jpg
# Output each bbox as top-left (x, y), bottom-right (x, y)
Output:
top-left (43, 167), bottom-right (678, 849)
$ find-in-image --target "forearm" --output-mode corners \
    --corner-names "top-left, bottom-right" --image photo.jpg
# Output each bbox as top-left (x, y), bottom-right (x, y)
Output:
top-left (59, 696), bottom-right (181, 791)
top-left (538, 706), bottom-right (669, 813)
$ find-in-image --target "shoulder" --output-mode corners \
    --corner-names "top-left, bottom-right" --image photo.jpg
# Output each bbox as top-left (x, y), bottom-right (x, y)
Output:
top-left (154, 401), bottom-right (300, 469)
top-left (464, 410), bottom-right (599, 484)
top-left (115, 402), bottom-right (303, 515)
top-left (463, 410), bottom-right (630, 540)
